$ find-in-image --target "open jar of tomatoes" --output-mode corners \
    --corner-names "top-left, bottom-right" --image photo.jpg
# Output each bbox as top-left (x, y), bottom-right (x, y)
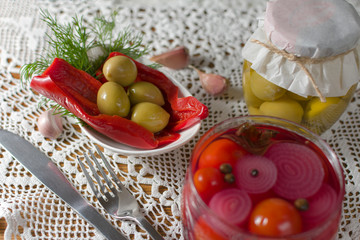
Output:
top-left (181, 116), bottom-right (345, 240)
top-left (242, 0), bottom-right (360, 135)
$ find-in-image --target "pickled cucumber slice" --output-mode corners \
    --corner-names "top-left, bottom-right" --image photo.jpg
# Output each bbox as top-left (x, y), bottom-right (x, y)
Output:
top-left (250, 70), bottom-right (286, 101)
top-left (259, 97), bottom-right (304, 123)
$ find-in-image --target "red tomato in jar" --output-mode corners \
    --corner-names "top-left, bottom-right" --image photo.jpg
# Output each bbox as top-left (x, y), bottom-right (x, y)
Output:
top-left (198, 138), bottom-right (246, 170)
top-left (193, 167), bottom-right (226, 203)
top-left (248, 198), bottom-right (302, 237)
top-left (194, 216), bottom-right (227, 240)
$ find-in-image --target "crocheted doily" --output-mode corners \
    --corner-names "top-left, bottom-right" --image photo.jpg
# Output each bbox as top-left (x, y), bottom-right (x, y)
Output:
top-left (0, 0), bottom-right (359, 239)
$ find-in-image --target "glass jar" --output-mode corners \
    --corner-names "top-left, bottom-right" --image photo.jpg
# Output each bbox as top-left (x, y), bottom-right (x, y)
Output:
top-left (242, 60), bottom-right (357, 135)
top-left (181, 116), bottom-right (345, 240)
top-left (242, 0), bottom-right (360, 135)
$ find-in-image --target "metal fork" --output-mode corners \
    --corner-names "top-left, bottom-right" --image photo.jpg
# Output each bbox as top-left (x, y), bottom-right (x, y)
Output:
top-left (77, 146), bottom-right (164, 240)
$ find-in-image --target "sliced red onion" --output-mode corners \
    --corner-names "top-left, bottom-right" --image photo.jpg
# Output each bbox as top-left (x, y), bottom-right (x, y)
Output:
top-left (265, 142), bottom-right (325, 200)
top-left (300, 183), bottom-right (338, 230)
top-left (234, 155), bottom-right (278, 194)
top-left (209, 188), bottom-right (252, 227)
top-left (249, 190), bottom-right (277, 206)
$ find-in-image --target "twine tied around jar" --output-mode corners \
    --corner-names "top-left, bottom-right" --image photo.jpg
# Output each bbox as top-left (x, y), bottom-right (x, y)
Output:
top-left (251, 39), bottom-right (356, 102)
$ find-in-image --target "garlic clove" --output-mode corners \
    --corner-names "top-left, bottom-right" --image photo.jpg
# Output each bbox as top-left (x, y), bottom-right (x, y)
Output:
top-left (87, 46), bottom-right (106, 62)
top-left (149, 46), bottom-right (190, 70)
top-left (37, 109), bottom-right (63, 140)
top-left (189, 65), bottom-right (228, 96)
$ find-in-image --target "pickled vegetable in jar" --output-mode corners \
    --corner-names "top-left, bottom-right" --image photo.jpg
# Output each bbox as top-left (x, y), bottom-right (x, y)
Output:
top-left (242, 0), bottom-right (360, 135)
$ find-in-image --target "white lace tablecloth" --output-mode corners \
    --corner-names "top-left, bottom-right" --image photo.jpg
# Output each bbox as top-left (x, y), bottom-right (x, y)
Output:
top-left (1, 0), bottom-right (360, 239)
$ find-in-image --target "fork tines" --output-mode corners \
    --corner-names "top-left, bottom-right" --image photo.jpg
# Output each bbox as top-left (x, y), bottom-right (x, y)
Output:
top-left (77, 146), bottom-right (165, 240)
top-left (77, 146), bottom-right (124, 199)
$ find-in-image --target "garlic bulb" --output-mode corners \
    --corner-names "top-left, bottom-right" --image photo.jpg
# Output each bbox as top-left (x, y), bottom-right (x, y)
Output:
top-left (87, 46), bottom-right (106, 62)
top-left (37, 109), bottom-right (63, 140)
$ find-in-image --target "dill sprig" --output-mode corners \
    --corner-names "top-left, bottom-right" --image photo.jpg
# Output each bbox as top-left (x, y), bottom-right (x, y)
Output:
top-left (43, 12), bottom-right (93, 72)
top-left (21, 9), bottom-right (148, 82)
top-left (20, 9), bottom-right (149, 119)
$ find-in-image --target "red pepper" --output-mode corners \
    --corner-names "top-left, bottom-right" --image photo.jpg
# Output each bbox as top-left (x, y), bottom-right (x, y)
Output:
top-left (106, 52), bottom-right (209, 131)
top-left (30, 55), bottom-right (208, 149)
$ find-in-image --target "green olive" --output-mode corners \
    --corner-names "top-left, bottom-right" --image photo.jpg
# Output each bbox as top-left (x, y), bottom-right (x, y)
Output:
top-left (102, 55), bottom-right (137, 87)
top-left (243, 71), bottom-right (264, 108)
top-left (248, 106), bottom-right (263, 115)
top-left (128, 81), bottom-right (165, 106)
top-left (250, 69), bottom-right (286, 101)
top-left (131, 102), bottom-right (170, 133)
top-left (304, 97), bottom-right (342, 120)
top-left (286, 91), bottom-right (312, 101)
top-left (97, 82), bottom-right (130, 117)
top-left (259, 97), bottom-right (304, 124)
top-left (303, 97), bottom-right (347, 134)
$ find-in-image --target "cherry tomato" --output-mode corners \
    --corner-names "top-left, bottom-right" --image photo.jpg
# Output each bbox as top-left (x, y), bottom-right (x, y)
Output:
top-left (248, 198), bottom-right (302, 237)
top-left (198, 138), bottom-right (246, 170)
top-left (193, 168), bottom-right (225, 203)
top-left (194, 216), bottom-right (227, 240)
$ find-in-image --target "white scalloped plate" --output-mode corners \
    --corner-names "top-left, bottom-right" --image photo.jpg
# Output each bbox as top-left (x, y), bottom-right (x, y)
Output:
top-left (80, 69), bottom-right (201, 156)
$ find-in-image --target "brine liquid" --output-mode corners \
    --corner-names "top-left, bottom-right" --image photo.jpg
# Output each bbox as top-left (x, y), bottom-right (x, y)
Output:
top-left (242, 60), bottom-right (356, 135)
top-left (181, 123), bottom-right (343, 240)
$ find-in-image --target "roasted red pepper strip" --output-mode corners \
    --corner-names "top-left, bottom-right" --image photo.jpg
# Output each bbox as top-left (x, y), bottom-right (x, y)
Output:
top-left (31, 58), bottom-right (160, 149)
top-left (30, 56), bottom-right (208, 149)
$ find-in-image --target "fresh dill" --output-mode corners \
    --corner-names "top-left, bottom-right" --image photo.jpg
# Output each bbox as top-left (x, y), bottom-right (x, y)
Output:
top-left (21, 9), bottom-right (148, 82)
top-left (20, 9), bottom-right (149, 119)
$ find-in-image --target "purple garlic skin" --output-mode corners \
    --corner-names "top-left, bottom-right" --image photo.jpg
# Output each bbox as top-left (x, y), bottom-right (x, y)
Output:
top-left (198, 71), bottom-right (228, 96)
top-left (37, 109), bottom-right (63, 140)
top-left (190, 65), bottom-right (228, 96)
top-left (149, 46), bottom-right (190, 70)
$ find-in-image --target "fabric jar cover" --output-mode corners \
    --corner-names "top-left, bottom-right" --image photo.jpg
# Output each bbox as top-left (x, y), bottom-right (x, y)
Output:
top-left (242, 0), bottom-right (360, 99)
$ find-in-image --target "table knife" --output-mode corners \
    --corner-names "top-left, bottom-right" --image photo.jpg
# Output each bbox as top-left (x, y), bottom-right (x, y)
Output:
top-left (0, 129), bottom-right (127, 240)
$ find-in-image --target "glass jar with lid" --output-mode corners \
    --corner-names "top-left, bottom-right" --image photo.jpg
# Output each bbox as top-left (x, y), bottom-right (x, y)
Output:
top-left (242, 0), bottom-right (360, 135)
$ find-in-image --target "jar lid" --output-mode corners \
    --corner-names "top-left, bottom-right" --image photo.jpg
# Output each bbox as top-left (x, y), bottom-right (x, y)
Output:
top-left (264, 0), bottom-right (360, 58)
top-left (242, 0), bottom-right (360, 99)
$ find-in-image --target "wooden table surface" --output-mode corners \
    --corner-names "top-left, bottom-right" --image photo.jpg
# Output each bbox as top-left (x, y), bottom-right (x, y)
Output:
top-left (0, 218), bottom-right (6, 239)
top-left (1, 218), bottom-right (21, 239)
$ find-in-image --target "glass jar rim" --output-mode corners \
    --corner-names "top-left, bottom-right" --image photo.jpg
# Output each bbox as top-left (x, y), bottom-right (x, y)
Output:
top-left (186, 115), bottom-right (345, 239)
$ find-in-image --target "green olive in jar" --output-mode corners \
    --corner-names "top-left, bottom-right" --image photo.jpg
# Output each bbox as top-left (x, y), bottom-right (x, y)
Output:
top-left (243, 70), bottom-right (264, 108)
top-left (128, 81), bottom-right (165, 106)
top-left (259, 97), bottom-right (304, 124)
top-left (131, 102), bottom-right (170, 133)
top-left (102, 55), bottom-right (138, 87)
top-left (303, 97), bottom-right (345, 133)
top-left (248, 106), bottom-right (263, 115)
top-left (250, 69), bottom-right (286, 101)
top-left (286, 91), bottom-right (312, 101)
top-left (97, 82), bottom-right (130, 117)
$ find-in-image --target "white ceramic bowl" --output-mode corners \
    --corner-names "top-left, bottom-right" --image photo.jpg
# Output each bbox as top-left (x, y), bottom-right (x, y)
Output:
top-left (80, 68), bottom-right (201, 156)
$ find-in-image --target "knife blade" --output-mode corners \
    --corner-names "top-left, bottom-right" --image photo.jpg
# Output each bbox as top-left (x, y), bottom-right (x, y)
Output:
top-left (0, 129), bottom-right (127, 240)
